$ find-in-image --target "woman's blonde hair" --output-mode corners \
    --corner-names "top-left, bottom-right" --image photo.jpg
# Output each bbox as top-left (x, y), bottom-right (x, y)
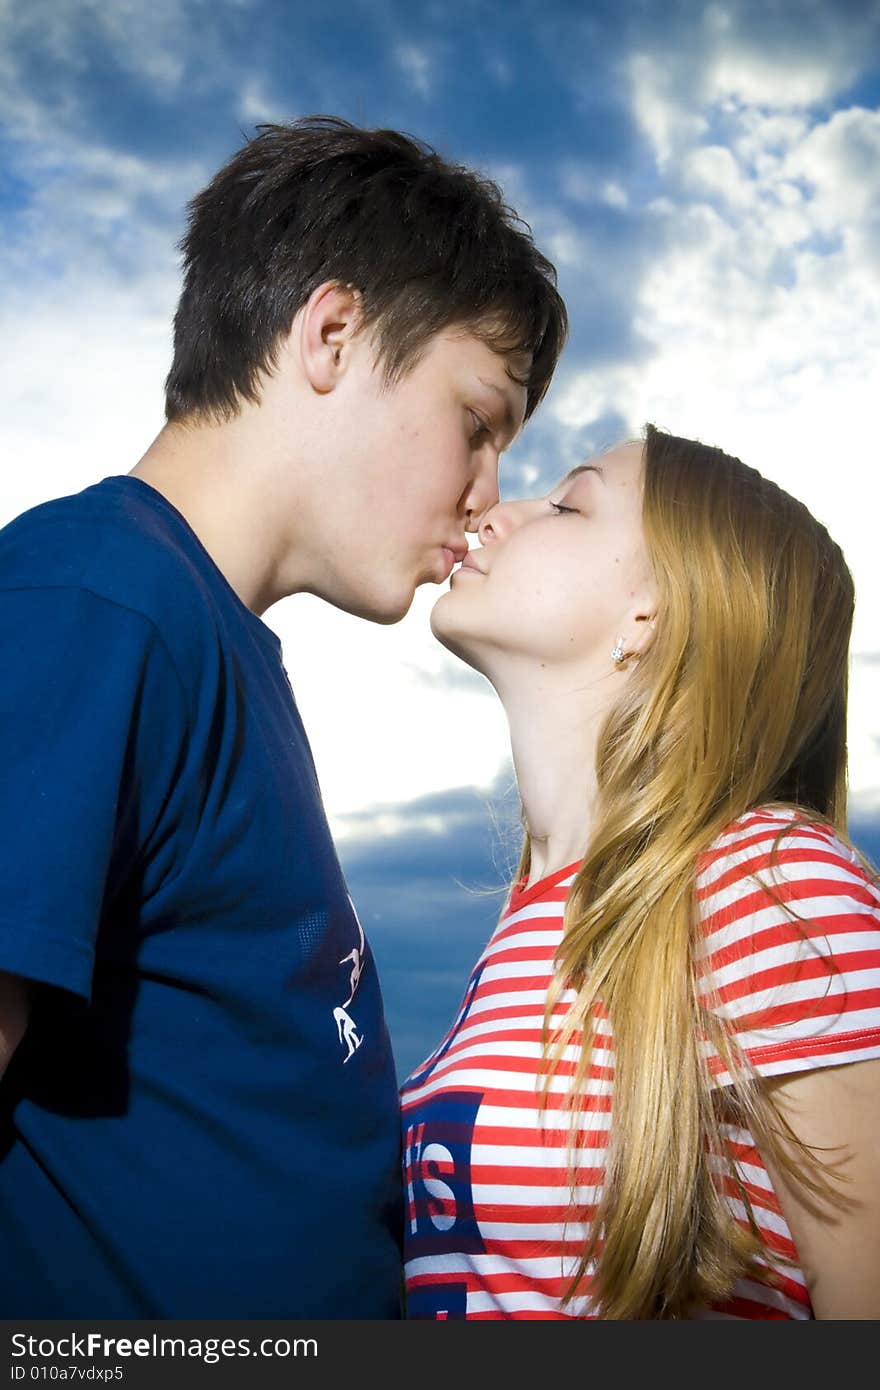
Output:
top-left (523, 423), bottom-right (869, 1318)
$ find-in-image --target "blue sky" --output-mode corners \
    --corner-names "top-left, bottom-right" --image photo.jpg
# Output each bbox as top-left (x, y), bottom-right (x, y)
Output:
top-left (2, 0), bottom-right (879, 1077)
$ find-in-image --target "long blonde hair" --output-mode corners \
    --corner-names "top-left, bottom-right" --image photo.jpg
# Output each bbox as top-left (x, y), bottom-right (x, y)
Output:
top-left (524, 424), bottom-right (867, 1318)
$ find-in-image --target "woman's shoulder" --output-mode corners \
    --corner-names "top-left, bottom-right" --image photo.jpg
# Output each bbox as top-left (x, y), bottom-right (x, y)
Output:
top-left (694, 801), bottom-right (879, 939)
top-left (698, 803), bottom-right (866, 882)
top-left (693, 805), bottom-right (880, 1079)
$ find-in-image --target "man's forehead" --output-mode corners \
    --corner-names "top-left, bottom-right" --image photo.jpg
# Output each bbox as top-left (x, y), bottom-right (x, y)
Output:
top-left (446, 323), bottom-right (531, 371)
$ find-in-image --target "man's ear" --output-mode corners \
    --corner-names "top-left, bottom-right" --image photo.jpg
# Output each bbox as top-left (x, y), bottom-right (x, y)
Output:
top-left (297, 281), bottom-right (363, 393)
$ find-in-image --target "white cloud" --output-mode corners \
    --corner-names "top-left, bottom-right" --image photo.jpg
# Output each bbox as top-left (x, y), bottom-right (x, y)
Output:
top-left (699, 0), bottom-right (873, 108)
top-left (394, 42), bottom-right (433, 98)
top-left (553, 72), bottom-right (880, 812)
top-left (629, 3), bottom-right (878, 168)
top-left (707, 50), bottom-right (851, 109)
top-left (680, 144), bottom-right (755, 209)
top-left (0, 1), bottom-right (219, 292)
top-left (1, 2), bottom-right (878, 830)
top-left (0, 271), bottom-right (175, 530)
top-left (732, 109), bottom-right (811, 167)
top-left (849, 656), bottom-right (880, 815)
top-left (237, 77), bottom-right (294, 128)
top-left (488, 55), bottom-right (512, 84)
top-left (265, 588), bottom-right (511, 837)
top-left (786, 106), bottom-right (880, 234)
top-left (629, 52), bottom-right (709, 167)
top-left (601, 181), bottom-right (629, 210)
top-left (0, 0), bottom-right (257, 104)
top-left (561, 165), bottom-right (630, 209)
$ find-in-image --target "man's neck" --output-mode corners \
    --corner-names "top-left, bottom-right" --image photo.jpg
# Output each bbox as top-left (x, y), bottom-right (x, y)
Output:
top-left (130, 418), bottom-right (306, 617)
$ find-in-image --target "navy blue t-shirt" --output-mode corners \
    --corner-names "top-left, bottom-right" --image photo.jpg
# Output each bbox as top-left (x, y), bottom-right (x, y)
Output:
top-left (0, 475), bottom-right (402, 1317)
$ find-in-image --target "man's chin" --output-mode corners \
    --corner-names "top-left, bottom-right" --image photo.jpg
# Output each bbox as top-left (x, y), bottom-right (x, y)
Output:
top-left (332, 586), bottom-right (413, 625)
top-left (369, 597), bottom-right (413, 625)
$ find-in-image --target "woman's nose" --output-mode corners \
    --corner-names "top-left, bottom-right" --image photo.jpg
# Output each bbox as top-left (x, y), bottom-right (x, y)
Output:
top-left (478, 498), bottom-right (530, 545)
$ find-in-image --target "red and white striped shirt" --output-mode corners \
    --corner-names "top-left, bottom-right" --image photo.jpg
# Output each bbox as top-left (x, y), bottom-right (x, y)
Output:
top-left (401, 806), bottom-right (880, 1319)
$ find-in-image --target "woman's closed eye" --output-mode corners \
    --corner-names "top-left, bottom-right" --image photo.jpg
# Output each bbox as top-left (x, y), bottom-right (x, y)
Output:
top-left (549, 500), bottom-right (579, 515)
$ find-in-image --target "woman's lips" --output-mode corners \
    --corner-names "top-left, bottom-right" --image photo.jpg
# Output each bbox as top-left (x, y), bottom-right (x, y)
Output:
top-left (456, 554), bottom-right (485, 574)
top-left (441, 548), bottom-right (485, 581)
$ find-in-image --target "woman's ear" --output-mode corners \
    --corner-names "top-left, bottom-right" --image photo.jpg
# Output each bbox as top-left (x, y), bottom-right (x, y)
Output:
top-left (623, 599), bottom-right (658, 663)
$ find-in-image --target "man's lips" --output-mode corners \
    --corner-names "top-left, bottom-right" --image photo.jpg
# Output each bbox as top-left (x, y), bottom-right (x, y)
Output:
top-left (440, 544), bottom-right (469, 581)
top-left (439, 548), bottom-right (457, 581)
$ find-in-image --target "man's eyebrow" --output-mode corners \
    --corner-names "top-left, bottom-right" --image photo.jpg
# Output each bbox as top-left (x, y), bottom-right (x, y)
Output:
top-left (561, 462), bottom-right (606, 485)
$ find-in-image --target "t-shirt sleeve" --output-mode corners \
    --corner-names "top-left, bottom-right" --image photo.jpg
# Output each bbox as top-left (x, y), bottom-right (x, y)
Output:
top-left (0, 585), bottom-right (190, 1002)
top-left (694, 815), bottom-right (880, 1087)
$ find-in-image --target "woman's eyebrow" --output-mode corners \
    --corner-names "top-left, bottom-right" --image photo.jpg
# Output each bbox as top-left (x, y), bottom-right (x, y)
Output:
top-left (561, 462), bottom-right (606, 485)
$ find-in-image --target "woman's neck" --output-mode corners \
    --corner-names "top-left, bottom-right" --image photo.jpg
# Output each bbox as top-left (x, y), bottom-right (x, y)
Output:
top-left (498, 671), bottom-right (612, 888)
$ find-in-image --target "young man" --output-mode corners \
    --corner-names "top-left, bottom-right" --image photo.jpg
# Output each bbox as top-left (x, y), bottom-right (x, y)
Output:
top-left (0, 117), bottom-right (566, 1317)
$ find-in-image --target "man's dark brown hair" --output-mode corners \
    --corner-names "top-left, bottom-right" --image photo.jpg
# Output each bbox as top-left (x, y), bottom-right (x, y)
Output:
top-left (165, 115), bottom-right (567, 424)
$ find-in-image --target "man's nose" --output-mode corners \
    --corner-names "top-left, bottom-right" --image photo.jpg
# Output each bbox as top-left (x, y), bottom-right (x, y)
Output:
top-left (464, 448), bottom-right (501, 533)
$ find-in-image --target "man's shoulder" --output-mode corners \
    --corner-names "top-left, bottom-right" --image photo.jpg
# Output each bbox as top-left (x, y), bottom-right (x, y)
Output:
top-left (0, 476), bottom-right (216, 646)
top-left (1, 476), bottom-right (284, 701)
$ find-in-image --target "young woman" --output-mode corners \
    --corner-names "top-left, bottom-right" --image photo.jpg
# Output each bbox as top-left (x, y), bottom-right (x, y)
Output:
top-left (401, 425), bottom-right (880, 1320)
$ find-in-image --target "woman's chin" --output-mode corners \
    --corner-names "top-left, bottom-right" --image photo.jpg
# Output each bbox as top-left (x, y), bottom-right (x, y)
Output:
top-left (430, 609), bottom-right (483, 671)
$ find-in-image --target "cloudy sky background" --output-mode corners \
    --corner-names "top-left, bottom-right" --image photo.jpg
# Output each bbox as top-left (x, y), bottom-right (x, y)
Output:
top-left (2, 0), bottom-right (879, 1075)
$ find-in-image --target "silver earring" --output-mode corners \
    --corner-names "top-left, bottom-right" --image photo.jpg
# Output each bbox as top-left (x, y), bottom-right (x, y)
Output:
top-left (611, 639), bottom-right (625, 664)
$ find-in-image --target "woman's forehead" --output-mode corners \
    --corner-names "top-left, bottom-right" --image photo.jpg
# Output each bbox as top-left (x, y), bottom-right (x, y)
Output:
top-left (558, 441), bottom-right (643, 490)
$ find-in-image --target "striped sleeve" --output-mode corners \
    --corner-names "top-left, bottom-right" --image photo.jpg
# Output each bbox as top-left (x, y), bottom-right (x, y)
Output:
top-left (693, 811), bottom-right (880, 1087)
